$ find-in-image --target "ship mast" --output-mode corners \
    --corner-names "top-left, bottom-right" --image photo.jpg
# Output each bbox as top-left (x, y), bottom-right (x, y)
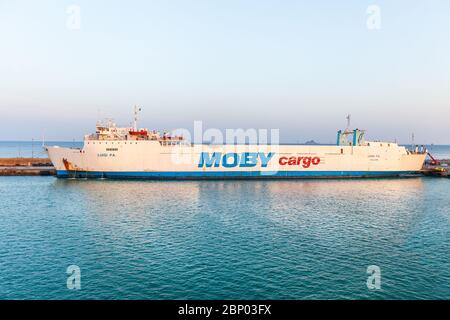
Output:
top-left (133, 105), bottom-right (141, 131)
top-left (345, 114), bottom-right (351, 133)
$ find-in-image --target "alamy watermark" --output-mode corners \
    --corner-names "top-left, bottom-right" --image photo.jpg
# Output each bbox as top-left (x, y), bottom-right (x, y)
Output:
top-left (366, 5), bottom-right (381, 30)
top-left (67, 265), bottom-right (81, 290)
top-left (366, 265), bottom-right (381, 290)
top-left (66, 5), bottom-right (81, 30)
top-left (168, 121), bottom-right (281, 174)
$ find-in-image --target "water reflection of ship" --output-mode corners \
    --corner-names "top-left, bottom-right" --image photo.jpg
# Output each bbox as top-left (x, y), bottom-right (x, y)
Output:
top-left (52, 178), bottom-right (428, 255)
top-left (53, 179), bottom-right (201, 224)
top-left (262, 178), bottom-right (426, 246)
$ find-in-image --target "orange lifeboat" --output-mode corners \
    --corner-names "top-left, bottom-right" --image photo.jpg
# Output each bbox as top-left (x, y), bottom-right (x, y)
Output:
top-left (129, 130), bottom-right (148, 136)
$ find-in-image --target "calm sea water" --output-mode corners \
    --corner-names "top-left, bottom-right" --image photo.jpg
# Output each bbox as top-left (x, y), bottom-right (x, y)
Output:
top-left (0, 141), bottom-right (449, 159)
top-left (0, 176), bottom-right (448, 299)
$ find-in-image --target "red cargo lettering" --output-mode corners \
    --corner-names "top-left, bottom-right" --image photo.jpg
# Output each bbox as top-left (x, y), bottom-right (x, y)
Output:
top-left (279, 156), bottom-right (321, 167)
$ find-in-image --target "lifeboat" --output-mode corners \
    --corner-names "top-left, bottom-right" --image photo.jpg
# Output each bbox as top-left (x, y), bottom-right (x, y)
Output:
top-left (129, 130), bottom-right (148, 136)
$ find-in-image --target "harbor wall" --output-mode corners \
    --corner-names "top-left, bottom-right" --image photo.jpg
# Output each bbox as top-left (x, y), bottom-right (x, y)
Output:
top-left (0, 158), bottom-right (55, 176)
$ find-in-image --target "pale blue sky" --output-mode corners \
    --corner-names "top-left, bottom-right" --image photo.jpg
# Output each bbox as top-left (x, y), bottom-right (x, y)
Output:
top-left (1, 0), bottom-right (449, 143)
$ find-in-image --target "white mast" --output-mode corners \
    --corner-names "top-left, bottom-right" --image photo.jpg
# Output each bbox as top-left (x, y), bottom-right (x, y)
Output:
top-left (41, 129), bottom-right (46, 147)
top-left (133, 105), bottom-right (141, 131)
top-left (345, 114), bottom-right (351, 132)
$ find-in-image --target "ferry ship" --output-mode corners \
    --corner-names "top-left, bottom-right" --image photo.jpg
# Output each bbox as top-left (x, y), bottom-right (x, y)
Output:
top-left (46, 109), bottom-right (427, 179)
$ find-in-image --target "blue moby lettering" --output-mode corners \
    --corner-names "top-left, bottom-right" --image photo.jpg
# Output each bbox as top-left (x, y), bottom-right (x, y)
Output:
top-left (198, 152), bottom-right (275, 168)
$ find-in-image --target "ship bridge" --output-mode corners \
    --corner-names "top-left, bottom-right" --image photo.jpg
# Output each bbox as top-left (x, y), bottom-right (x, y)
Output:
top-left (85, 107), bottom-right (186, 144)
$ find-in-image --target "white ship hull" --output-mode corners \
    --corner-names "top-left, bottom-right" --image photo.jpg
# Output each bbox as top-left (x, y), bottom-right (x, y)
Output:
top-left (46, 141), bottom-right (426, 179)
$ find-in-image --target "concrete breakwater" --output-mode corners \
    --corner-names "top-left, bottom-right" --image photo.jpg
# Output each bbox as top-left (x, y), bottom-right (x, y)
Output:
top-left (0, 158), bottom-right (55, 176)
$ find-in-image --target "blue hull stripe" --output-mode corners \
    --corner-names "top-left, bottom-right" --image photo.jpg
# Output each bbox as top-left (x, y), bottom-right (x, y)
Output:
top-left (55, 170), bottom-right (416, 179)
